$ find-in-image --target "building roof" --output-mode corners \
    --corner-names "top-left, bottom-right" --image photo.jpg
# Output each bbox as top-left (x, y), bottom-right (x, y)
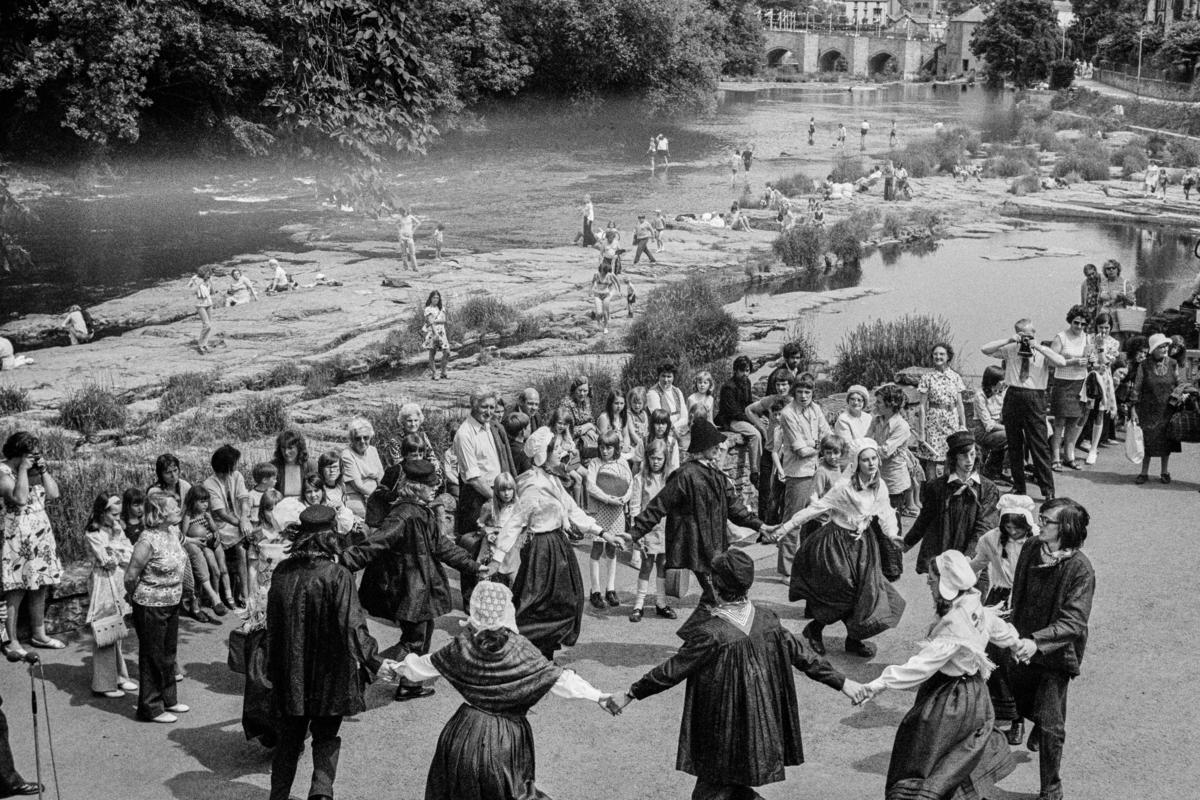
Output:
top-left (951, 5), bottom-right (987, 23)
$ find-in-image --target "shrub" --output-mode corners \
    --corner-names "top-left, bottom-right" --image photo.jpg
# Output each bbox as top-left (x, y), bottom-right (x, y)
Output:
top-left (783, 319), bottom-right (819, 372)
top-left (1048, 59), bottom-right (1075, 90)
top-left (881, 212), bottom-right (905, 238)
top-left (1018, 120), bottom-right (1060, 152)
top-left (773, 225), bottom-right (824, 269)
top-left (260, 362), bottom-right (306, 388)
top-left (1053, 139), bottom-right (1111, 181)
top-left (831, 315), bottom-right (954, 389)
top-left (1009, 174), bottom-right (1042, 195)
top-left (302, 363), bottom-right (337, 399)
top-left (987, 146), bottom-right (1038, 178)
top-left (458, 295), bottom-right (517, 336)
top-left (826, 219), bottom-right (863, 265)
top-left (909, 208), bottom-right (943, 235)
top-left (222, 395), bottom-right (289, 441)
top-left (773, 171), bottom-right (816, 197)
top-left (58, 383), bottom-right (127, 435)
top-left (158, 371), bottom-right (216, 420)
top-left (899, 140), bottom-right (938, 177)
top-left (527, 361), bottom-right (620, 419)
top-left (0, 385), bottom-right (30, 414)
top-left (620, 280), bottom-right (739, 389)
top-left (1168, 138), bottom-right (1200, 168)
top-left (829, 156), bottom-right (866, 183)
top-left (1114, 142), bottom-right (1149, 178)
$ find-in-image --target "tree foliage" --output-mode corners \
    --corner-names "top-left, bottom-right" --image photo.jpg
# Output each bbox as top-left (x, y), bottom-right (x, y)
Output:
top-left (971, 0), bottom-right (1061, 88)
top-left (1154, 20), bottom-right (1200, 81)
top-left (1068, 0), bottom-right (1144, 62)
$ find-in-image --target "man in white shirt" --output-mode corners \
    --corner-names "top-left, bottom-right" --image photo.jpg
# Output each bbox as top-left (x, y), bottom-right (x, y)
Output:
top-left (646, 363), bottom-right (688, 442)
top-left (60, 305), bottom-right (92, 345)
top-left (980, 319), bottom-right (1066, 500)
top-left (776, 374), bottom-right (830, 574)
top-left (656, 134), bottom-right (670, 165)
top-left (452, 387), bottom-right (504, 537)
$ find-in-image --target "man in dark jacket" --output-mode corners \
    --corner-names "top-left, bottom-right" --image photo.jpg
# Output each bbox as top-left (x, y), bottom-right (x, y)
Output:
top-left (628, 419), bottom-right (771, 608)
top-left (716, 355), bottom-right (761, 484)
top-left (1008, 497), bottom-right (1095, 800)
top-left (904, 431), bottom-right (999, 574)
top-left (614, 549), bottom-right (865, 800)
top-left (341, 459), bottom-right (486, 701)
top-left (267, 504), bottom-right (382, 800)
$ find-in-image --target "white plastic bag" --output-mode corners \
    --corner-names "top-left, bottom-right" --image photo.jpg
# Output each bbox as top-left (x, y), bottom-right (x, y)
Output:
top-left (1125, 420), bottom-right (1145, 463)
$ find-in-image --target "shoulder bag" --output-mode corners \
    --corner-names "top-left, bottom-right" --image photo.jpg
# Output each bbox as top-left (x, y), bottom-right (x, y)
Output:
top-left (91, 574), bottom-right (129, 648)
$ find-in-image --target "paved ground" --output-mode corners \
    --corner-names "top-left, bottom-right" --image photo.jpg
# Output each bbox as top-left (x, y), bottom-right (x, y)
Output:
top-left (1, 443), bottom-right (1197, 800)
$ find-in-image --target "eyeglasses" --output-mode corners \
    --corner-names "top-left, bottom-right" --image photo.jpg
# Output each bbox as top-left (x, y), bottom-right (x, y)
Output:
top-left (1037, 515), bottom-right (1059, 527)
top-left (352, 434), bottom-right (373, 441)
top-left (1072, 319), bottom-right (1088, 326)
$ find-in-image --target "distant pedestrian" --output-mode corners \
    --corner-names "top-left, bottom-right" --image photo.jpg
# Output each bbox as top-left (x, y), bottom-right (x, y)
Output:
top-left (646, 137), bottom-right (658, 171)
top-left (422, 291), bottom-right (449, 381)
top-left (741, 144), bottom-right (754, 172)
top-left (889, 119), bottom-right (897, 149)
top-left (186, 266), bottom-right (215, 354)
top-left (652, 209), bottom-right (666, 253)
top-left (432, 223), bottom-right (445, 260)
top-left (808, 116), bottom-right (816, 145)
top-left (656, 134), bottom-right (670, 165)
top-left (1156, 165), bottom-right (1168, 199)
top-left (577, 194), bottom-right (597, 247)
top-left (729, 148), bottom-right (741, 187)
top-left (860, 119), bottom-right (870, 151)
top-left (836, 124), bottom-right (846, 149)
top-left (397, 206), bottom-right (420, 271)
top-left (632, 214), bottom-right (657, 265)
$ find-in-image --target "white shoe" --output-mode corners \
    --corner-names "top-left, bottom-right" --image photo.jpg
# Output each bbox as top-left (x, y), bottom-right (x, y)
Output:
top-left (150, 713), bottom-right (178, 724)
top-left (118, 680), bottom-right (138, 692)
top-left (166, 703), bottom-right (190, 713)
top-left (1085, 450), bottom-right (1097, 465)
top-left (174, 673), bottom-right (184, 682)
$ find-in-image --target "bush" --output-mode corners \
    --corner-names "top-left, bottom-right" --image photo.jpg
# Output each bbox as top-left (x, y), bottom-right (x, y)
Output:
top-left (158, 371), bottom-right (216, 420)
top-left (899, 140), bottom-right (938, 177)
top-left (831, 315), bottom-right (955, 389)
top-left (1114, 141), bottom-right (1149, 178)
top-left (527, 361), bottom-right (620, 419)
top-left (909, 208), bottom-right (943, 235)
top-left (222, 395), bottom-right (289, 441)
top-left (0, 385), bottom-right (30, 414)
top-left (58, 383), bottom-right (127, 435)
top-left (260, 362), bottom-right (306, 388)
top-left (829, 156), bottom-right (867, 183)
top-left (1168, 138), bottom-right (1200, 168)
top-left (773, 171), bottom-right (816, 197)
top-left (773, 225), bottom-right (824, 269)
top-left (458, 295), bottom-right (518, 336)
top-left (987, 146), bottom-right (1038, 177)
top-left (621, 280), bottom-right (739, 390)
top-left (826, 219), bottom-right (863, 265)
top-left (1048, 59), bottom-right (1075, 90)
top-left (881, 212), bottom-right (905, 238)
top-left (1053, 139), bottom-right (1111, 181)
top-left (49, 456), bottom-right (151, 562)
top-left (302, 363), bottom-right (337, 399)
top-left (1009, 174), bottom-right (1042, 195)
top-left (783, 319), bottom-right (819, 372)
top-left (1018, 120), bottom-right (1060, 152)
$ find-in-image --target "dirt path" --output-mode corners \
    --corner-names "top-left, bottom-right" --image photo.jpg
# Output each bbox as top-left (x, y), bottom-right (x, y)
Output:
top-left (0, 443), bottom-right (1194, 800)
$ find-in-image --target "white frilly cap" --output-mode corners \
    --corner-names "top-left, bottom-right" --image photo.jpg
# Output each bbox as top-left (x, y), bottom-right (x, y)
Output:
top-left (524, 426), bottom-right (555, 467)
top-left (462, 581), bottom-right (520, 633)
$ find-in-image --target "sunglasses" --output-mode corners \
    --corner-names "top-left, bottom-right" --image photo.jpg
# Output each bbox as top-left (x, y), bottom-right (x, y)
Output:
top-left (1037, 515), bottom-right (1059, 527)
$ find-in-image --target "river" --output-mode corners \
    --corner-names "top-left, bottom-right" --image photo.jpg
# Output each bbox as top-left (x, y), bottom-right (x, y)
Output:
top-left (4, 83), bottom-right (1199, 372)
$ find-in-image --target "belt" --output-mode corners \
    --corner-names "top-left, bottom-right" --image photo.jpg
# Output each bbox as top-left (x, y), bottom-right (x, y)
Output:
top-left (530, 527), bottom-right (563, 537)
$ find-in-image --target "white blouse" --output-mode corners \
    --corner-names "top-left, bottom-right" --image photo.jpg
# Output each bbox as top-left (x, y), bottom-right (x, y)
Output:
top-left (775, 474), bottom-right (899, 540)
top-left (868, 592), bottom-right (1020, 691)
top-left (969, 528), bottom-right (1032, 591)
top-left (398, 652), bottom-right (603, 702)
top-left (495, 469), bottom-right (600, 563)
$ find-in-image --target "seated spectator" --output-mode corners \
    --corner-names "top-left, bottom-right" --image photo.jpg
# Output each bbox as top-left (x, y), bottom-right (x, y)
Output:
top-left (716, 356), bottom-right (762, 483)
top-left (61, 304), bottom-right (94, 345)
top-left (341, 417), bottom-right (383, 519)
top-left (971, 365), bottom-right (1008, 481)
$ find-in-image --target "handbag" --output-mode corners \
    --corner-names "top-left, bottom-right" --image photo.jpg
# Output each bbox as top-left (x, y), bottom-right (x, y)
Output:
top-left (90, 575), bottom-right (128, 648)
top-left (1124, 419), bottom-right (1145, 463)
top-left (1167, 400), bottom-right (1200, 443)
top-left (871, 520), bottom-right (904, 583)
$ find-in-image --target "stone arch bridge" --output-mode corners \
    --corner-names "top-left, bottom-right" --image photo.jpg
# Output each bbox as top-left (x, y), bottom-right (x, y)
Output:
top-left (765, 29), bottom-right (940, 79)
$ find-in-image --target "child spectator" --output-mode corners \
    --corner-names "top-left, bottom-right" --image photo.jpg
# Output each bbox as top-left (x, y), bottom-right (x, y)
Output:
top-left (179, 486), bottom-right (230, 616)
top-left (85, 491), bottom-right (137, 698)
top-left (477, 472), bottom-right (519, 586)
top-left (248, 462), bottom-right (278, 523)
top-left (811, 434), bottom-right (845, 503)
top-left (586, 432), bottom-right (636, 612)
top-left (121, 487), bottom-right (147, 545)
top-left (433, 223), bottom-right (445, 260)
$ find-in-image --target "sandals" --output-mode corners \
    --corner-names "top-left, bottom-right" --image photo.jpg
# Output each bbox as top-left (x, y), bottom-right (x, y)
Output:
top-left (30, 637), bottom-right (66, 650)
top-left (1063, 460), bottom-right (1082, 471)
top-left (1050, 461), bottom-right (1062, 473)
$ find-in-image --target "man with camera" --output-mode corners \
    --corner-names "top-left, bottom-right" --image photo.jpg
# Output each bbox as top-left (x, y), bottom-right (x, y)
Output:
top-left (981, 320), bottom-right (1067, 500)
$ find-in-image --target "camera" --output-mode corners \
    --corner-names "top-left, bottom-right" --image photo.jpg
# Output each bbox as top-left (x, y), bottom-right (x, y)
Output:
top-left (1017, 336), bottom-right (1034, 359)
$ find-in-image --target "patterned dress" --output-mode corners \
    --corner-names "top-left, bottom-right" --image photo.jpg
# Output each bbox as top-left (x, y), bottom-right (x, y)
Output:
top-left (918, 369), bottom-right (966, 462)
top-left (1, 463), bottom-right (63, 590)
top-left (423, 306), bottom-right (450, 351)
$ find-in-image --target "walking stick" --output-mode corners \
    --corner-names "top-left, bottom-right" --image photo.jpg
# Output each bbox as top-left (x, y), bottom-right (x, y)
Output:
top-left (28, 665), bottom-right (42, 800)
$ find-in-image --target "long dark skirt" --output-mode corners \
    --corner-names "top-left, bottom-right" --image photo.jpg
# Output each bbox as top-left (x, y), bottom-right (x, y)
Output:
top-left (511, 529), bottom-right (584, 658)
top-left (982, 587), bottom-right (1017, 722)
top-left (426, 703), bottom-right (549, 800)
top-left (788, 522), bottom-right (905, 640)
top-left (886, 672), bottom-right (1016, 800)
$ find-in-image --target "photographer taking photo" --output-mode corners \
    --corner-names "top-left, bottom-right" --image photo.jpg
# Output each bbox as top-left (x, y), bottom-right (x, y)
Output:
top-left (981, 320), bottom-right (1067, 501)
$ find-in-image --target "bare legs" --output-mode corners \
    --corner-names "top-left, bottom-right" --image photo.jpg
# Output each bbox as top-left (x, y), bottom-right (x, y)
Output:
top-left (197, 306), bottom-right (213, 353)
top-left (4, 587), bottom-right (50, 645)
top-left (427, 348), bottom-right (446, 379)
top-left (1051, 418), bottom-right (1084, 466)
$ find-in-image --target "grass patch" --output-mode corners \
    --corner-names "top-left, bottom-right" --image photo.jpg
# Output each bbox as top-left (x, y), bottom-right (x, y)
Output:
top-left (773, 225), bottom-right (824, 269)
top-left (829, 155), bottom-right (866, 183)
top-left (49, 456), bottom-right (151, 562)
top-left (222, 395), bottom-right (289, 441)
top-left (773, 171), bottom-right (816, 197)
top-left (158, 371), bottom-right (216, 420)
top-left (881, 212), bottom-right (905, 239)
top-left (1114, 142), bottom-right (1149, 178)
top-left (1167, 138), bottom-right (1200, 168)
top-left (987, 146), bottom-right (1038, 178)
top-left (0, 385), bottom-right (30, 414)
top-left (458, 295), bottom-right (518, 336)
top-left (1009, 174), bottom-right (1042, 195)
top-left (620, 279), bottom-right (739, 390)
top-left (302, 363), bottom-right (337, 399)
top-left (260, 362), bottom-right (306, 388)
top-left (58, 383), bottom-right (127, 435)
top-left (527, 361), bottom-right (621, 419)
top-left (0, 423), bottom-right (76, 461)
top-left (826, 219), bottom-right (863, 265)
top-left (831, 314), bottom-right (954, 389)
top-left (783, 319), bottom-right (819, 372)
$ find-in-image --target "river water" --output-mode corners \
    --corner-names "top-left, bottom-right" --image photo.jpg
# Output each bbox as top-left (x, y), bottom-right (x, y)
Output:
top-left (4, 83), bottom-right (1199, 371)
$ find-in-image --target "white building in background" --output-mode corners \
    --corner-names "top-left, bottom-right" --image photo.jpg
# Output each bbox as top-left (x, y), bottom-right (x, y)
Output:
top-left (841, 0), bottom-right (892, 24)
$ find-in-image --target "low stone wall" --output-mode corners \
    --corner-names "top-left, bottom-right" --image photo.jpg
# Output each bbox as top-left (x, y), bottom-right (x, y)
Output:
top-left (11, 562), bottom-right (91, 639)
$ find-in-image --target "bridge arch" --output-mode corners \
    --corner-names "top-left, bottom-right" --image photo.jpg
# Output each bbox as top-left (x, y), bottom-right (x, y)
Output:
top-left (767, 48), bottom-right (796, 68)
top-left (868, 51), bottom-right (898, 76)
top-left (819, 49), bottom-right (848, 73)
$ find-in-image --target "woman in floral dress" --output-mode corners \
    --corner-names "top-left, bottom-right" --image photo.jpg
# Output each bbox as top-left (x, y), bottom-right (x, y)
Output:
top-left (422, 291), bottom-right (450, 380)
top-left (917, 343), bottom-right (967, 481)
top-left (1, 431), bottom-right (65, 656)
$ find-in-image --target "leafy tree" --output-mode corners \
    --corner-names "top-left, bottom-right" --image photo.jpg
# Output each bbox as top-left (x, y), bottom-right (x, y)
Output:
top-left (1094, 18), bottom-right (1162, 67)
top-left (1154, 19), bottom-right (1200, 81)
top-left (0, 165), bottom-right (33, 274)
top-left (971, 0), bottom-right (1061, 87)
top-left (417, 0), bottom-right (535, 104)
top-left (1068, 0), bottom-right (1143, 61)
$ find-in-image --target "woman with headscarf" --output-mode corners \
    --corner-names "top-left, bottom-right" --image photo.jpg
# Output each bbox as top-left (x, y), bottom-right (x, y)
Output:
top-left (833, 384), bottom-right (871, 450)
top-left (387, 581), bottom-right (618, 800)
top-left (770, 438), bottom-right (906, 658)
top-left (859, 550), bottom-right (1025, 800)
top-left (497, 427), bottom-right (606, 660)
top-left (612, 549), bottom-right (865, 800)
top-left (1131, 333), bottom-right (1180, 484)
